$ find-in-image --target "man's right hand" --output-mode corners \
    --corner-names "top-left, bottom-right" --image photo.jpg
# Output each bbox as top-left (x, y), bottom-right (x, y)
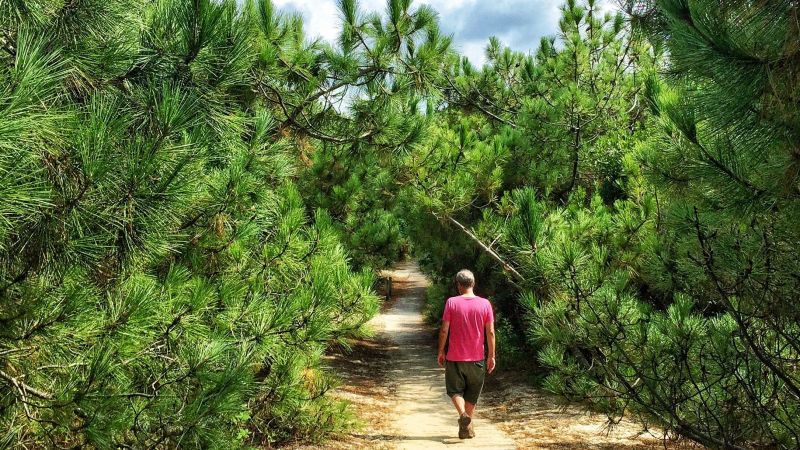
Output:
top-left (487, 356), bottom-right (496, 374)
top-left (437, 351), bottom-right (446, 367)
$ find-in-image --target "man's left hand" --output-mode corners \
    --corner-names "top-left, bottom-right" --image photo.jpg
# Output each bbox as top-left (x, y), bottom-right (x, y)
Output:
top-left (437, 352), bottom-right (445, 367)
top-left (487, 357), bottom-right (496, 374)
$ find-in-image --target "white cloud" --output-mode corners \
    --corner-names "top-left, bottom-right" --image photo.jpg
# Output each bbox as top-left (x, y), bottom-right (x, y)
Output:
top-left (459, 40), bottom-right (487, 66)
top-left (273, 0), bottom-right (621, 66)
top-left (273, 0), bottom-right (341, 42)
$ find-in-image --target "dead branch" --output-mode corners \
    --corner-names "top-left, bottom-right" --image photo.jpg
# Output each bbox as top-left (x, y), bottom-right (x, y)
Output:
top-left (444, 215), bottom-right (526, 282)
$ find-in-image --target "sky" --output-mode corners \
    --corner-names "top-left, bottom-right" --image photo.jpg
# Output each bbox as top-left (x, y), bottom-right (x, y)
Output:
top-left (273, 0), bottom-right (619, 66)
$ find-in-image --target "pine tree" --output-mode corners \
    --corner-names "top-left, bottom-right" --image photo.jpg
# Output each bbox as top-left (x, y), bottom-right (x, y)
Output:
top-left (0, 0), bottom-right (446, 447)
top-left (627, 0), bottom-right (800, 446)
top-left (443, 0), bottom-right (649, 201)
top-left (399, 0), bottom-right (652, 337)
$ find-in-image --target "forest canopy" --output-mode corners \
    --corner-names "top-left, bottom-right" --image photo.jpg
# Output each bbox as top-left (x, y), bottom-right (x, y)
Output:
top-left (1, 0), bottom-right (798, 449)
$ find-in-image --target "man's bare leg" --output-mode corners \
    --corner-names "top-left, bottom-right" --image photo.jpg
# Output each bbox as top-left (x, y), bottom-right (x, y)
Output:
top-left (465, 401), bottom-right (476, 417)
top-left (452, 395), bottom-right (473, 439)
top-left (450, 394), bottom-right (466, 416)
top-left (464, 401), bottom-right (477, 438)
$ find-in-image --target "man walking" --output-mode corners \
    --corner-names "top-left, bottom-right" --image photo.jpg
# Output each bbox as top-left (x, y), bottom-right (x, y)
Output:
top-left (437, 269), bottom-right (496, 439)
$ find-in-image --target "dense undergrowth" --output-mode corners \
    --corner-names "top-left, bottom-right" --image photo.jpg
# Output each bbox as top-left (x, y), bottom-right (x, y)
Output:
top-left (1, 0), bottom-right (799, 448)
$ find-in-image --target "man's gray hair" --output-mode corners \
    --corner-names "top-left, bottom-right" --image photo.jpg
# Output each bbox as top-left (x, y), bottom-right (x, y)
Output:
top-left (455, 269), bottom-right (475, 288)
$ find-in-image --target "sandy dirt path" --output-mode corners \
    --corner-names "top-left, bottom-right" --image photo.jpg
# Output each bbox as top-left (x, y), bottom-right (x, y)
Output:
top-left (376, 262), bottom-right (516, 449)
top-left (300, 261), bottom-right (698, 450)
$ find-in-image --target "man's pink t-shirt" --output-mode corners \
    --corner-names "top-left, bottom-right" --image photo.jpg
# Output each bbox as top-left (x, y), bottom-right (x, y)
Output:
top-left (442, 295), bottom-right (494, 362)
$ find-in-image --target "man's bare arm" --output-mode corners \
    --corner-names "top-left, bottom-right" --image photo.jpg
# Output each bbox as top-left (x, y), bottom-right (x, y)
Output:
top-left (437, 321), bottom-right (450, 367)
top-left (486, 320), bottom-right (496, 373)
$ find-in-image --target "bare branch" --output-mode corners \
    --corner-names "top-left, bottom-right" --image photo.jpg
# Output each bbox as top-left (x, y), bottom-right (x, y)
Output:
top-left (442, 214), bottom-right (525, 282)
top-left (0, 368), bottom-right (54, 400)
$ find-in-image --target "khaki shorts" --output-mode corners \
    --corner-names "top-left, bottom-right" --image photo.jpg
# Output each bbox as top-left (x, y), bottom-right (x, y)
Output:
top-left (445, 360), bottom-right (486, 405)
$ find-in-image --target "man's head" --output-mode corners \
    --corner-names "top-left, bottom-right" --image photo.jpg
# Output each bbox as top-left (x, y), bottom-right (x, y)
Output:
top-left (455, 269), bottom-right (475, 294)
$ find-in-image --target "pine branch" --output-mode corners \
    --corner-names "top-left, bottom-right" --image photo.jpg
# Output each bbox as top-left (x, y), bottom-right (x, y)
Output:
top-left (256, 81), bottom-right (377, 144)
top-left (287, 66), bottom-right (389, 124)
top-left (691, 208), bottom-right (800, 402)
top-left (0, 368), bottom-right (53, 400)
top-left (0, 31), bottom-right (16, 57)
top-left (444, 75), bottom-right (518, 128)
top-left (442, 214), bottom-right (525, 283)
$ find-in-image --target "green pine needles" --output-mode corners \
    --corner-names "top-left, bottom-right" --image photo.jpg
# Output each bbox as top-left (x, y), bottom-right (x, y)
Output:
top-left (2, 0), bottom-right (800, 448)
top-left (0, 0), bottom-right (447, 447)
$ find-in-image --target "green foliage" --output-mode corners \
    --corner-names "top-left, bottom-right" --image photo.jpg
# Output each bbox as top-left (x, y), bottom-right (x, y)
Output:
top-left (3, 0), bottom-right (799, 448)
top-left (0, 0), bottom-right (446, 447)
top-left (423, 282), bottom-right (449, 324)
top-left (300, 143), bottom-right (408, 269)
top-left (401, 0), bottom-right (652, 338)
top-left (278, 0), bottom-right (449, 269)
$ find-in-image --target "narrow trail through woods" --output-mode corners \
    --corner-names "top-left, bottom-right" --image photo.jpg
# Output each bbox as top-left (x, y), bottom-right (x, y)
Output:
top-left (376, 263), bottom-right (516, 449)
top-left (309, 261), bottom-right (698, 449)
